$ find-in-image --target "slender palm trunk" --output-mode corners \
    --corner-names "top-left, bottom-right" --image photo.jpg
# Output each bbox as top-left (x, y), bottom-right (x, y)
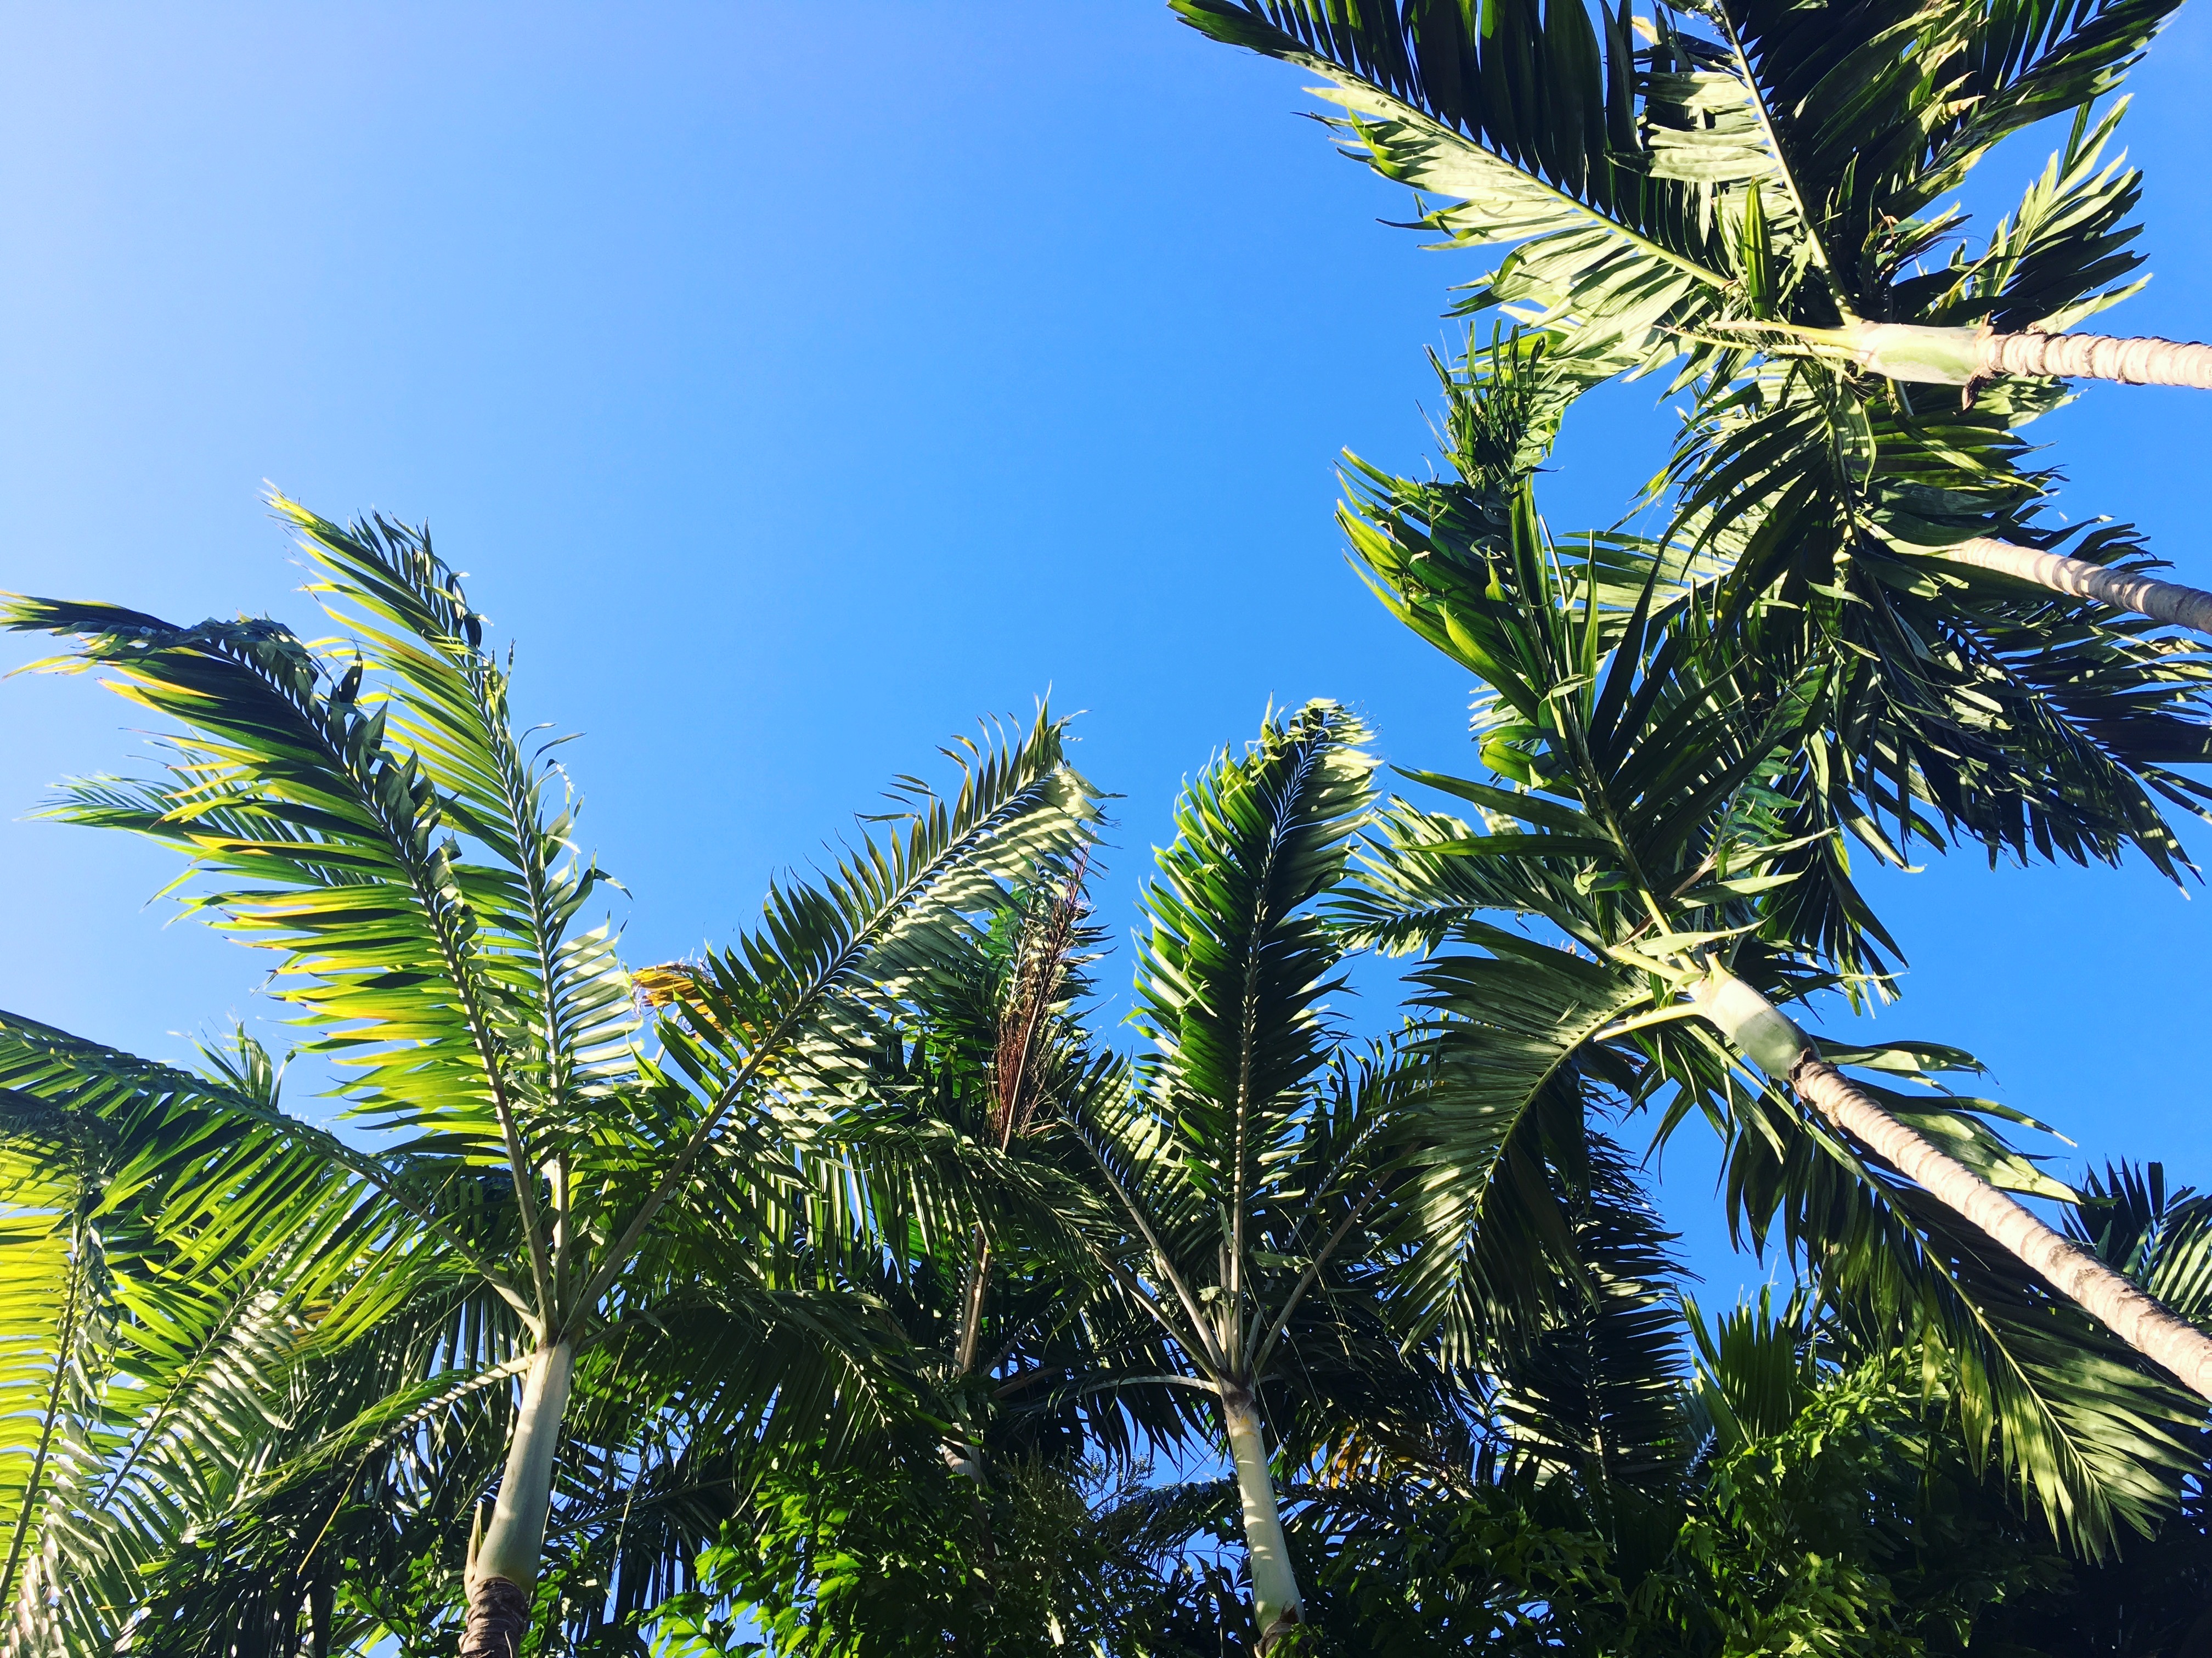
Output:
top-left (1836, 320), bottom-right (2212, 389)
top-left (943, 1225), bottom-right (997, 1630)
top-left (941, 1225), bottom-right (993, 1484)
top-left (955, 1227), bottom-right (992, 1378)
top-left (461, 1340), bottom-right (574, 1658)
top-left (1978, 329), bottom-right (2212, 389)
top-left (1942, 538), bottom-right (2212, 635)
top-left (1220, 1387), bottom-right (1302, 1651)
top-left (1692, 971), bottom-right (2212, 1398)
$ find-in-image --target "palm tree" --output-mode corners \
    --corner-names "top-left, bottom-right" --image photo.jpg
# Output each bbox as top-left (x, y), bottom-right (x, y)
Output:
top-left (1163, 0), bottom-right (2212, 1509)
top-left (1174, 0), bottom-right (2212, 924)
top-left (754, 858), bottom-right (1192, 1623)
top-left (1313, 385), bottom-right (2212, 1548)
top-left (865, 859), bottom-right (1134, 1480)
top-left (0, 1024), bottom-right (408, 1658)
top-left (1047, 701), bottom-right (1438, 1649)
top-left (0, 501), bottom-right (1098, 1657)
top-left (1176, 0), bottom-right (2212, 604)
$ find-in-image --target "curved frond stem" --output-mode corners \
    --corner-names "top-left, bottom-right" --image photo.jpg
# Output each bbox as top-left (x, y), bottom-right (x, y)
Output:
top-left (92, 1244), bottom-right (291, 1511)
top-left (259, 1347), bottom-right (538, 1492)
top-left (574, 728), bottom-right (1090, 1322)
top-left (570, 1047), bottom-right (787, 1321)
top-left (1060, 1121), bottom-right (1225, 1375)
top-left (1062, 1374), bottom-right (1226, 1398)
top-left (1324, 86), bottom-right (1731, 314)
top-left (1711, 0), bottom-right (1844, 307)
top-left (1227, 734), bottom-right (1334, 1360)
top-left (1245, 1177), bottom-right (1385, 1379)
top-left (483, 1072), bottom-right (557, 1328)
top-left (0, 1014), bottom-right (539, 1330)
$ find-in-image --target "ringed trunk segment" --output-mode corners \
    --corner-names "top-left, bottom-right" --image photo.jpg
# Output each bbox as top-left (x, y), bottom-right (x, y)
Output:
top-left (1691, 972), bottom-right (2212, 1402)
top-left (458, 1580), bottom-right (531, 1658)
top-left (461, 1340), bottom-right (575, 1658)
top-left (1942, 538), bottom-right (2212, 637)
top-left (1836, 321), bottom-right (2212, 390)
top-left (1221, 1386), bottom-right (1303, 1652)
top-left (1981, 329), bottom-right (2212, 390)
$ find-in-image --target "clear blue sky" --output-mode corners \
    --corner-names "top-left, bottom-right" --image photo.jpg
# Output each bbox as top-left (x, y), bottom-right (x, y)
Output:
top-left (3, 1), bottom-right (2208, 1297)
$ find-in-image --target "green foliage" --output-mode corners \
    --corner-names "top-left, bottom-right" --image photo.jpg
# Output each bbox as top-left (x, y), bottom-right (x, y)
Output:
top-left (1288, 1296), bottom-right (2085, 1655)
top-left (0, 504), bottom-right (1102, 1658)
top-left (1062, 701), bottom-right (1410, 1418)
top-left (12, 0), bottom-right (2212, 1642)
top-left (653, 1447), bottom-right (1161, 1658)
top-left (1299, 332), bottom-right (2205, 1554)
top-left (1180, 0), bottom-right (2212, 878)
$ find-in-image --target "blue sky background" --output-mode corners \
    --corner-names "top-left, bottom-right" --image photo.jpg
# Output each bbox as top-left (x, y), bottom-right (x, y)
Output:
top-left (2, 1), bottom-right (2209, 1302)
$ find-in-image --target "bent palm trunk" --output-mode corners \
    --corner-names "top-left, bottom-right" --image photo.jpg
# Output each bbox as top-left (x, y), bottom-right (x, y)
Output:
top-left (1835, 320), bottom-right (2212, 390)
top-left (1220, 1387), bottom-right (1302, 1651)
top-left (1692, 972), bottom-right (2212, 1399)
top-left (461, 1340), bottom-right (574, 1658)
top-left (1941, 538), bottom-right (2212, 636)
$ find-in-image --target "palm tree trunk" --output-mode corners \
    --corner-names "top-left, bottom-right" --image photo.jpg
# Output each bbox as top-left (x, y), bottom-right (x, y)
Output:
top-left (1942, 538), bottom-right (2212, 635)
top-left (955, 1227), bottom-right (992, 1377)
top-left (1837, 320), bottom-right (2212, 389)
top-left (461, 1340), bottom-right (574, 1658)
top-left (1692, 971), bottom-right (2212, 1398)
top-left (1220, 1386), bottom-right (1302, 1651)
top-left (942, 1226), bottom-right (992, 1484)
top-left (1979, 329), bottom-right (2212, 388)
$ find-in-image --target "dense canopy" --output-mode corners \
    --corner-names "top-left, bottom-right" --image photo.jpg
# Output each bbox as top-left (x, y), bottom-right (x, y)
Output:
top-left (5, 1), bottom-right (2212, 1654)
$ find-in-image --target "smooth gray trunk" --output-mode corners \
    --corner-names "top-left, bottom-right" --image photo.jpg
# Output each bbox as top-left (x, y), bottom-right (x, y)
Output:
top-left (1692, 971), bottom-right (2212, 1399)
top-left (1837, 320), bottom-right (2212, 389)
top-left (1942, 538), bottom-right (2212, 636)
top-left (1221, 1388), bottom-right (1302, 1651)
top-left (460, 1340), bottom-right (574, 1658)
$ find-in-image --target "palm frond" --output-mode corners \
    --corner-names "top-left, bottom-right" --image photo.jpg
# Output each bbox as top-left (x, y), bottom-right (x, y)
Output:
top-left (1131, 701), bottom-right (1378, 1232)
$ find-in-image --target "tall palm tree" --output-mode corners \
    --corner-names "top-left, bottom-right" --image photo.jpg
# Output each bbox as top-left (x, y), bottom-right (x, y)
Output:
top-left (1176, 0), bottom-right (2212, 600)
top-left (1161, 0), bottom-right (2212, 1513)
top-left (1316, 390), bottom-right (2212, 1548)
top-left (0, 502), bottom-right (1098, 1657)
top-left (1176, 0), bottom-right (2212, 895)
top-left (1049, 701), bottom-right (1436, 1649)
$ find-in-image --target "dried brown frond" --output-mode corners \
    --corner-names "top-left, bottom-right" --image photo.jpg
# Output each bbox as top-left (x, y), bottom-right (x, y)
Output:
top-left (988, 848), bottom-right (1091, 1149)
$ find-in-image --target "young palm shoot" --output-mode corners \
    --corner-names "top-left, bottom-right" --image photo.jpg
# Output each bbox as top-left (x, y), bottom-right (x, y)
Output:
top-left (0, 504), bottom-right (1098, 1657)
top-left (1058, 702), bottom-right (1395, 1650)
top-left (953, 858), bottom-right (1096, 1394)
